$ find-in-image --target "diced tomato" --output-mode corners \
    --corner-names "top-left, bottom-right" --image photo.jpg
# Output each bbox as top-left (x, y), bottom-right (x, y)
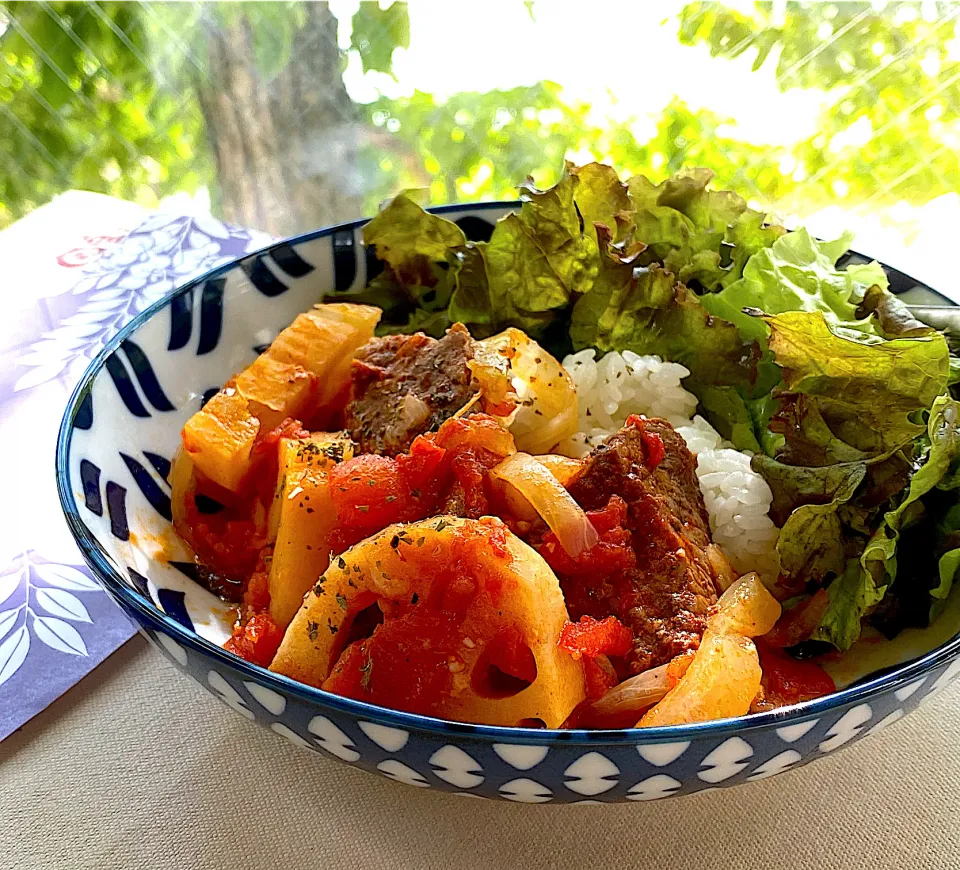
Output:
top-left (625, 414), bottom-right (665, 470)
top-left (559, 614), bottom-right (634, 661)
top-left (225, 611), bottom-right (285, 667)
top-left (537, 496), bottom-right (636, 578)
top-left (328, 415), bottom-right (516, 549)
top-left (432, 414), bottom-right (515, 456)
top-left (450, 450), bottom-right (492, 518)
top-left (183, 504), bottom-right (265, 580)
top-left (242, 547), bottom-right (273, 611)
top-left (756, 640), bottom-right (836, 708)
top-left (764, 589), bottom-right (830, 648)
top-left (396, 435), bottom-right (448, 501)
top-left (329, 453), bottom-right (409, 534)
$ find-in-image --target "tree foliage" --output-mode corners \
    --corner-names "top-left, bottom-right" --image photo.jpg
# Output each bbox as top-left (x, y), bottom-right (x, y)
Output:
top-left (0, 1), bottom-right (209, 224)
top-left (678, 1), bottom-right (960, 209)
top-left (0, 1), bottom-right (958, 231)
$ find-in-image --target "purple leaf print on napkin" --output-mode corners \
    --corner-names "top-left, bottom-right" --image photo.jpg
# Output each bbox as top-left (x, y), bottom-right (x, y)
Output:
top-left (0, 210), bottom-right (270, 741)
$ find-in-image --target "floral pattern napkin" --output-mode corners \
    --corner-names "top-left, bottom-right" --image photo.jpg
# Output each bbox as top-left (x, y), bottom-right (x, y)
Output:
top-left (1, 209), bottom-right (270, 741)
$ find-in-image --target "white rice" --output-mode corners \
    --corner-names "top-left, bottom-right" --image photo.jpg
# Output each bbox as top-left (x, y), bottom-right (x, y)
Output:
top-left (558, 348), bottom-right (780, 582)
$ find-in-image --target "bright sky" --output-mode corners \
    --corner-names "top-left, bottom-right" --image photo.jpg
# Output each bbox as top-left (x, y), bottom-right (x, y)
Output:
top-left (331, 0), bottom-right (832, 146)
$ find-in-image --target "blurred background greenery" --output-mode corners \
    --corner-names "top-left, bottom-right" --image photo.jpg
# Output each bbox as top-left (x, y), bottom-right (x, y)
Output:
top-left (1, 0), bottom-right (958, 269)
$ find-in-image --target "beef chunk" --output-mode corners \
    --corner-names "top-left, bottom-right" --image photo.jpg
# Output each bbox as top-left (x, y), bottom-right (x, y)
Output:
top-left (344, 324), bottom-right (478, 456)
top-left (563, 419), bottom-right (721, 673)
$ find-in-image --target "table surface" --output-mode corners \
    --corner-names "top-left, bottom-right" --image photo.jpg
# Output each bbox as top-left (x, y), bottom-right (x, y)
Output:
top-left (3, 635), bottom-right (960, 869)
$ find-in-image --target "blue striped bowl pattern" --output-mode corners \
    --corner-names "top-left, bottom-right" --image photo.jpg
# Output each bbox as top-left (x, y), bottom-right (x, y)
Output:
top-left (56, 203), bottom-right (960, 802)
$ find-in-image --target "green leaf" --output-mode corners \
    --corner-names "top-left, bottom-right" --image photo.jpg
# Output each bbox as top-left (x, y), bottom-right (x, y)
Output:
top-left (931, 548), bottom-right (960, 621)
top-left (570, 226), bottom-right (758, 388)
top-left (751, 455), bottom-right (867, 526)
top-left (447, 244), bottom-right (492, 327)
top-left (485, 212), bottom-right (585, 336)
top-left (769, 394), bottom-right (869, 467)
top-left (720, 209), bottom-right (787, 290)
top-left (624, 167), bottom-right (773, 292)
top-left (701, 228), bottom-right (885, 343)
top-left (694, 385), bottom-right (762, 452)
top-left (814, 396), bottom-right (960, 649)
top-left (377, 307), bottom-right (451, 339)
top-left (516, 173), bottom-right (599, 297)
top-left (362, 191), bottom-right (466, 284)
top-left (350, 1), bottom-right (410, 78)
top-left (765, 311), bottom-right (950, 455)
top-left (764, 461), bottom-right (866, 583)
top-left (518, 173), bottom-right (582, 249)
top-left (567, 161), bottom-right (632, 244)
top-left (814, 558), bottom-right (886, 651)
top-left (861, 395), bottom-right (960, 585)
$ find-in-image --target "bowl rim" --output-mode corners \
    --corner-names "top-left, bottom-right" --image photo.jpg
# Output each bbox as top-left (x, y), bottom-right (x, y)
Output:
top-left (55, 201), bottom-right (960, 746)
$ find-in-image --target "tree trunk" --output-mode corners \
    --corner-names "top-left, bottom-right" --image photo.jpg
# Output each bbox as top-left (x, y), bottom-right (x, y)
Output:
top-left (195, 3), bottom-right (363, 237)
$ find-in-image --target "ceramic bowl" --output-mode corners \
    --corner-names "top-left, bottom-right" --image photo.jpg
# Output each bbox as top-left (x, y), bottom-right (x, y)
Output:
top-left (56, 203), bottom-right (960, 803)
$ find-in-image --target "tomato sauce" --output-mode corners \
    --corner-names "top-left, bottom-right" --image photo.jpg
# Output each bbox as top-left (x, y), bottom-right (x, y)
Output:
top-left (764, 589), bottom-right (830, 648)
top-left (224, 612), bottom-right (285, 667)
top-left (559, 615), bottom-right (633, 660)
top-left (536, 496), bottom-right (636, 579)
top-left (756, 641), bottom-right (836, 708)
top-left (322, 609), bottom-right (463, 717)
top-left (179, 496), bottom-right (265, 581)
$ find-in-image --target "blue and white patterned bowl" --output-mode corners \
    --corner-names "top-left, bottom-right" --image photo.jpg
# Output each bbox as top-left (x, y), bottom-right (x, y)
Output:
top-left (56, 203), bottom-right (960, 803)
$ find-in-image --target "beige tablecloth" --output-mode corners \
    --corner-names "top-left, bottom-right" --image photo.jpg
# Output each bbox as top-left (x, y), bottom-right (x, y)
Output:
top-left (3, 635), bottom-right (959, 869)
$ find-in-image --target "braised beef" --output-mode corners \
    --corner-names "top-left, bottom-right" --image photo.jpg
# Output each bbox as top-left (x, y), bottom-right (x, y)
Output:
top-left (562, 419), bottom-right (721, 673)
top-left (344, 323), bottom-right (478, 456)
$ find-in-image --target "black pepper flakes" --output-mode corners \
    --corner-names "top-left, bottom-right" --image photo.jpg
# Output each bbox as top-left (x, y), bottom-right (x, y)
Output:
top-left (307, 621), bottom-right (319, 641)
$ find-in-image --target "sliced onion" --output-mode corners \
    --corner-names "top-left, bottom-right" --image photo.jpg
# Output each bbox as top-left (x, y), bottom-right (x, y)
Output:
top-left (711, 572), bottom-right (781, 638)
top-left (533, 454), bottom-right (583, 489)
top-left (490, 452), bottom-right (598, 557)
top-left (383, 392), bottom-right (430, 445)
top-left (467, 343), bottom-right (515, 415)
top-left (582, 656), bottom-right (694, 726)
top-left (476, 329), bottom-right (579, 454)
top-left (706, 543), bottom-right (736, 591)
